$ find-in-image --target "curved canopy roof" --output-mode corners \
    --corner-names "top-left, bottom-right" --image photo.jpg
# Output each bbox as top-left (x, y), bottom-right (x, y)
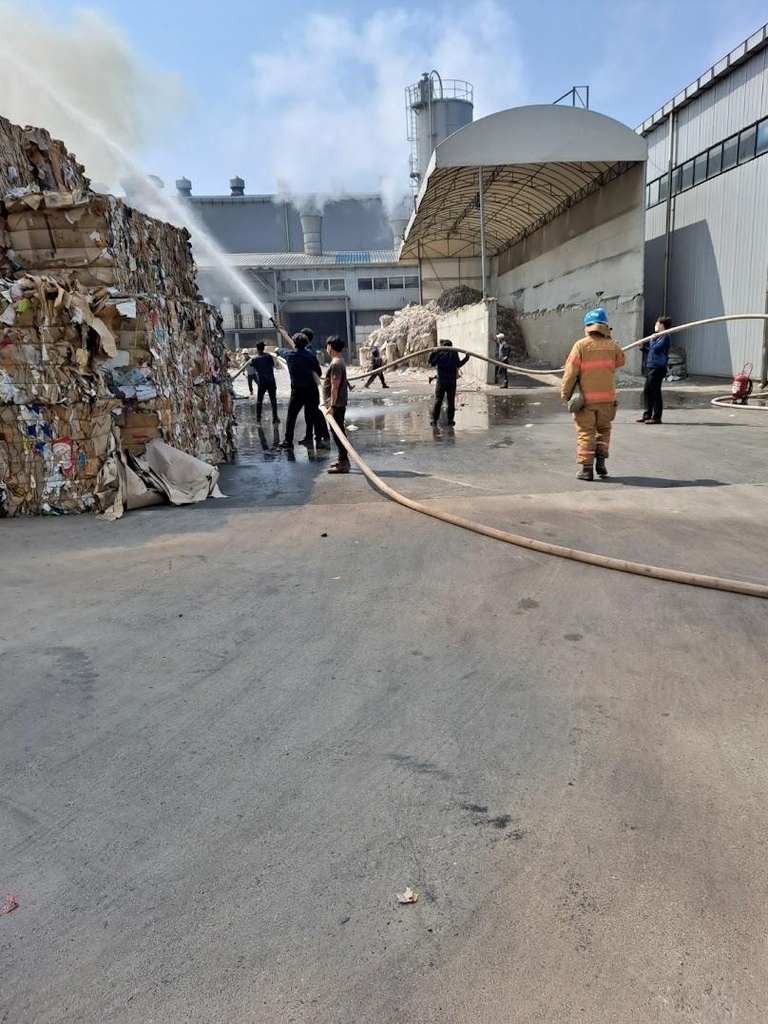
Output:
top-left (399, 105), bottom-right (647, 260)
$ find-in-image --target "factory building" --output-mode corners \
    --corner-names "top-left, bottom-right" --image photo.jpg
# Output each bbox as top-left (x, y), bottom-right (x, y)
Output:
top-left (641, 22), bottom-right (768, 380)
top-left (183, 183), bottom-right (419, 358)
top-left (186, 24), bottom-right (768, 378)
top-left (180, 73), bottom-right (474, 359)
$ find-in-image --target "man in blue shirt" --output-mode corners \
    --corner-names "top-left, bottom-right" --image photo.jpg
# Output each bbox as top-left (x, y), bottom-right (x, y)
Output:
top-left (277, 333), bottom-right (324, 450)
top-left (638, 316), bottom-right (671, 424)
top-left (428, 339), bottom-right (470, 426)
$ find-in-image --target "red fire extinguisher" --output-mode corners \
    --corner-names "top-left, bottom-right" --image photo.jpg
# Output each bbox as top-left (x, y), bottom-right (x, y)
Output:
top-left (731, 362), bottom-right (754, 404)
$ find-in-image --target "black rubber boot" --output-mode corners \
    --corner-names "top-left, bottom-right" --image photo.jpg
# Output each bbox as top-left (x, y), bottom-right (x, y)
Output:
top-left (595, 456), bottom-right (608, 477)
top-left (576, 464), bottom-right (594, 481)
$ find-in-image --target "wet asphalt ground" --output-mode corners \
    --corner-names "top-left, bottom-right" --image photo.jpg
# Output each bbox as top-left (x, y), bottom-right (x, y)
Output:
top-left (2, 372), bottom-right (768, 1022)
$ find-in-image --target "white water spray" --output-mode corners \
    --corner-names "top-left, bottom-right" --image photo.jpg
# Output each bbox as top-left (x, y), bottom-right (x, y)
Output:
top-left (0, 49), bottom-right (273, 322)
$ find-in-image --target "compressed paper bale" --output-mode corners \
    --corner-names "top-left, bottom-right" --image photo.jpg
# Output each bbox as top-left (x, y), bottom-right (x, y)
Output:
top-left (0, 116), bottom-right (89, 196)
top-left (1, 115), bottom-right (237, 513)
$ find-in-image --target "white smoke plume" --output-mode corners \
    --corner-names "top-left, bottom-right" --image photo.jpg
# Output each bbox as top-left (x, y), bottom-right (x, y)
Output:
top-left (240, 0), bottom-right (525, 214)
top-left (0, 2), bottom-right (186, 191)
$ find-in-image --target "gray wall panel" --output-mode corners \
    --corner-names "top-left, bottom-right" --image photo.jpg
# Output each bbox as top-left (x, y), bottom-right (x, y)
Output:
top-left (675, 49), bottom-right (768, 163)
top-left (665, 158), bottom-right (768, 374)
top-left (642, 46), bottom-right (768, 375)
top-left (188, 196), bottom-right (394, 254)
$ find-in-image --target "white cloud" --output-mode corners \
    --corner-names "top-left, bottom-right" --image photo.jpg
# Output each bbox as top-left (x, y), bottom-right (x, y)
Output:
top-left (239, 1), bottom-right (525, 212)
top-left (0, 2), bottom-right (187, 189)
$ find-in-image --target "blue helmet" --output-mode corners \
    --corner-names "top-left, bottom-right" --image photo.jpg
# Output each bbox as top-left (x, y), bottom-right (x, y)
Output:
top-left (584, 307), bottom-right (609, 327)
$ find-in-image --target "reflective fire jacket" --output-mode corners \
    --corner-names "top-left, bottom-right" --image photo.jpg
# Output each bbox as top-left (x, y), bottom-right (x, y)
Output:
top-left (561, 328), bottom-right (626, 405)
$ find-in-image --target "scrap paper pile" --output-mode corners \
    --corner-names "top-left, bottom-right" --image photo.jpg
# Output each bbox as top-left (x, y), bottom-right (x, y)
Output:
top-left (0, 116), bottom-right (236, 517)
top-left (0, 114), bottom-right (89, 196)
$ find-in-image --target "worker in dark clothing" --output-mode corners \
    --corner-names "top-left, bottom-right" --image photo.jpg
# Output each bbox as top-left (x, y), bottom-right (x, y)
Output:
top-left (245, 351), bottom-right (259, 396)
top-left (495, 333), bottom-right (510, 388)
top-left (638, 316), bottom-right (672, 423)
top-left (277, 333), bottom-right (324, 450)
top-left (364, 346), bottom-right (389, 389)
top-left (428, 339), bottom-right (469, 426)
top-left (298, 327), bottom-right (331, 446)
top-left (246, 341), bottom-right (279, 423)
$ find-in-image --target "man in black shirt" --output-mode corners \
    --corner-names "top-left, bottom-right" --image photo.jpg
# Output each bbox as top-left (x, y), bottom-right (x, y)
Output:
top-left (364, 346), bottom-right (389, 389)
top-left (246, 341), bottom-right (279, 423)
top-left (428, 339), bottom-right (469, 426)
top-left (298, 327), bottom-right (330, 447)
top-left (277, 333), bottom-right (324, 450)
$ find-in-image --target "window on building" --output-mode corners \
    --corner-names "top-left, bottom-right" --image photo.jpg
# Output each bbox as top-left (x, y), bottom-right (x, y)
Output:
top-left (757, 118), bottom-right (768, 156)
top-left (658, 173), bottom-right (669, 203)
top-left (404, 276), bottom-right (419, 289)
top-left (693, 153), bottom-right (708, 185)
top-left (671, 167), bottom-right (682, 195)
top-left (738, 125), bottom-right (757, 163)
top-left (648, 178), bottom-right (660, 206)
top-left (373, 277), bottom-right (388, 290)
top-left (358, 278), bottom-right (373, 290)
top-left (314, 279), bottom-right (330, 292)
top-left (707, 143), bottom-right (723, 177)
top-left (282, 279), bottom-right (297, 293)
top-left (680, 160), bottom-right (694, 190)
top-left (329, 279), bottom-right (345, 292)
top-left (722, 134), bottom-right (738, 171)
top-left (297, 279), bottom-right (313, 292)
top-left (388, 276), bottom-right (404, 289)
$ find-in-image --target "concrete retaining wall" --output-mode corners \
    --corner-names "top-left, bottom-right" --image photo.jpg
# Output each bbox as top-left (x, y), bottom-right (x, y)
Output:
top-left (436, 300), bottom-right (496, 383)
top-left (496, 166), bottom-right (645, 373)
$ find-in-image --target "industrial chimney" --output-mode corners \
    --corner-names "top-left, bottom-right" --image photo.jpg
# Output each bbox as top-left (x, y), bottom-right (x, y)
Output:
top-left (300, 212), bottom-right (323, 255)
top-left (390, 217), bottom-right (409, 246)
top-left (230, 176), bottom-right (245, 197)
top-left (176, 176), bottom-right (192, 198)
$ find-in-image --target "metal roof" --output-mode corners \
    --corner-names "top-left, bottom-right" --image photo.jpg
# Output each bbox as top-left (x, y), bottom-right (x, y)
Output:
top-left (638, 22), bottom-right (768, 135)
top-left (195, 250), bottom-right (408, 270)
top-left (399, 105), bottom-right (646, 260)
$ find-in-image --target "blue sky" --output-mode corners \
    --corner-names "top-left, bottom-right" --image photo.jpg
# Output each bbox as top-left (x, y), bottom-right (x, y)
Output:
top-left (3, 0), bottom-right (767, 203)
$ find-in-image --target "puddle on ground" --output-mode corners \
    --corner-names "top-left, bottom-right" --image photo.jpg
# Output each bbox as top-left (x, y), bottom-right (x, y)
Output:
top-left (231, 388), bottom-right (563, 466)
top-left (221, 377), bottom-right (757, 503)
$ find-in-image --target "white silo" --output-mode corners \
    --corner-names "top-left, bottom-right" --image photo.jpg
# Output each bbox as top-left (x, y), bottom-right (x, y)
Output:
top-left (406, 71), bottom-right (473, 188)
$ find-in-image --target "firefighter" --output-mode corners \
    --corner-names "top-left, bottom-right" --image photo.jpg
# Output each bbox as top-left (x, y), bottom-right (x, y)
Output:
top-left (560, 308), bottom-right (626, 481)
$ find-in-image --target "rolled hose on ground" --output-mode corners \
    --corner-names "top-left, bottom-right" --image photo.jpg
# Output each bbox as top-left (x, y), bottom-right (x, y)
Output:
top-left (711, 395), bottom-right (768, 410)
top-left (320, 312), bottom-right (768, 600)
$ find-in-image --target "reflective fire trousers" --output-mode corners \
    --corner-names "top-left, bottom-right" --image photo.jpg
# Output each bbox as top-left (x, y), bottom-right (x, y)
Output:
top-left (573, 402), bottom-right (617, 465)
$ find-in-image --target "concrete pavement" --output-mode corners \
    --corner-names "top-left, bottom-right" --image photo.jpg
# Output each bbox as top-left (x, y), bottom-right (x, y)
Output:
top-left (2, 376), bottom-right (768, 1022)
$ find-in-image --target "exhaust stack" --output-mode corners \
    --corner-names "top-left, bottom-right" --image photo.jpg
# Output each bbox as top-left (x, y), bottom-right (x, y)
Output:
top-left (300, 213), bottom-right (323, 255)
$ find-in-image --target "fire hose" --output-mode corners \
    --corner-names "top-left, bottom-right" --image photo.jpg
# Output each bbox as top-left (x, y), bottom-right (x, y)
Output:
top-left (347, 312), bottom-right (768, 383)
top-left (318, 313), bottom-right (768, 600)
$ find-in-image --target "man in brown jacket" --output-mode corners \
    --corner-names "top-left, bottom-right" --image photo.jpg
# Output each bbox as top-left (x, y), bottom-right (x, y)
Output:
top-left (560, 308), bottom-right (626, 481)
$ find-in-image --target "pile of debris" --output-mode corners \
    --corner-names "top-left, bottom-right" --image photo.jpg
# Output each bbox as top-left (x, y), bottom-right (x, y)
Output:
top-left (364, 287), bottom-right (528, 369)
top-left (363, 302), bottom-right (438, 368)
top-left (436, 286), bottom-right (527, 360)
top-left (0, 116), bottom-right (235, 517)
top-left (666, 346), bottom-right (687, 381)
top-left (0, 115), bottom-right (89, 195)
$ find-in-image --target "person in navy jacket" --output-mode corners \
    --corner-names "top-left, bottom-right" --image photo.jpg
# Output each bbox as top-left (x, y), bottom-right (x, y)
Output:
top-left (638, 316), bottom-right (671, 424)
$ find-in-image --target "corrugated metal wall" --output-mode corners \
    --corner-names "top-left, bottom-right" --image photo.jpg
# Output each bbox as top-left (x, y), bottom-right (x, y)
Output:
top-left (674, 49), bottom-right (768, 163)
top-left (644, 46), bottom-right (768, 376)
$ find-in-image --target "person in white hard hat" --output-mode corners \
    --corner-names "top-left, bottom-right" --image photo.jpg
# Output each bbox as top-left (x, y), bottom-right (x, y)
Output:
top-left (495, 333), bottom-right (510, 388)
